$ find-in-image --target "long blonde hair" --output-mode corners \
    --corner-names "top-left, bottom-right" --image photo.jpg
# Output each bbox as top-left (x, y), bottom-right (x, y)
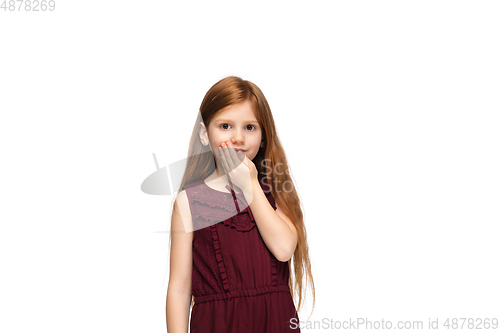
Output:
top-left (170, 75), bottom-right (315, 316)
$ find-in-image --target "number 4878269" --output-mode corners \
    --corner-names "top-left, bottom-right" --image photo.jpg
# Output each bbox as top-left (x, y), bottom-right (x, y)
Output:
top-left (1, 0), bottom-right (56, 11)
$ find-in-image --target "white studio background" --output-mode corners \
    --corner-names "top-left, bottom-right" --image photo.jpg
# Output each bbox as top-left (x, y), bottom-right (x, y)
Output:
top-left (1, 1), bottom-right (499, 332)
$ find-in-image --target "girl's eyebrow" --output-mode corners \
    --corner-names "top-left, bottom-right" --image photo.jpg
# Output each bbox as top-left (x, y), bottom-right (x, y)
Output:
top-left (216, 118), bottom-right (258, 123)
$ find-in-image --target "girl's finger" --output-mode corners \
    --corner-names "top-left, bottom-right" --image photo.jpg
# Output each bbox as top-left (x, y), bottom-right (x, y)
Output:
top-left (219, 147), bottom-right (230, 177)
top-left (226, 142), bottom-right (241, 165)
top-left (217, 147), bottom-right (226, 171)
top-left (222, 145), bottom-right (235, 170)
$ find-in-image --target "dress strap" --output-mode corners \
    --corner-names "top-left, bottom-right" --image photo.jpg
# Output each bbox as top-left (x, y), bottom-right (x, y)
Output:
top-left (224, 185), bottom-right (252, 218)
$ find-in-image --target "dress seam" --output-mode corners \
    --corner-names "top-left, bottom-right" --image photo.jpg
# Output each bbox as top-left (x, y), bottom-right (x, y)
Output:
top-left (194, 284), bottom-right (290, 304)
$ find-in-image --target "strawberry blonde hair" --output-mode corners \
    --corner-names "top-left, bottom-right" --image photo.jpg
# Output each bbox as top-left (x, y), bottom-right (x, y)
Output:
top-left (170, 75), bottom-right (315, 317)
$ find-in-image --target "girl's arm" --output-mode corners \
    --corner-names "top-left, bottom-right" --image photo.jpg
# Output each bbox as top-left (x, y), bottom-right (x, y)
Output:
top-left (166, 192), bottom-right (193, 332)
top-left (243, 180), bottom-right (299, 262)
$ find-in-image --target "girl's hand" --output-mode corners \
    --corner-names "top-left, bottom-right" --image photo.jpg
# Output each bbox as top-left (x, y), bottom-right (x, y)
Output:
top-left (218, 141), bottom-right (258, 194)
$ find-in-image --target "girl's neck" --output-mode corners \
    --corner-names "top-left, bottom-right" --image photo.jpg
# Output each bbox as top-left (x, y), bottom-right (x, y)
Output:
top-left (206, 168), bottom-right (243, 194)
top-left (206, 168), bottom-right (227, 183)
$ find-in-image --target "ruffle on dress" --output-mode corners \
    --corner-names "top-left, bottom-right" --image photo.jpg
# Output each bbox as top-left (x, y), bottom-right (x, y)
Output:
top-left (211, 224), bottom-right (231, 298)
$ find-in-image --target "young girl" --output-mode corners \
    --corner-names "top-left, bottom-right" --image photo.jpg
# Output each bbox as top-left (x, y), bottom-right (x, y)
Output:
top-left (166, 76), bottom-right (315, 332)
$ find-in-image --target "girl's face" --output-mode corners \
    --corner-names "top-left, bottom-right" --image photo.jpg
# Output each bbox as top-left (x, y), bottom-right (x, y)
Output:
top-left (200, 100), bottom-right (263, 162)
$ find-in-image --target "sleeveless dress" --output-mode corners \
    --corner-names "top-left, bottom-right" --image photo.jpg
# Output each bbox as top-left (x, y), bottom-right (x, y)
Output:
top-left (182, 178), bottom-right (301, 332)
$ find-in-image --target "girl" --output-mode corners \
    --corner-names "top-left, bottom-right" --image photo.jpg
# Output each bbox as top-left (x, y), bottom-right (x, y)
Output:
top-left (166, 76), bottom-right (315, 332)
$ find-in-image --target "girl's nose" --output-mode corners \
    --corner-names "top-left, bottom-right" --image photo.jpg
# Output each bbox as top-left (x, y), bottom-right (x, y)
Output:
top-left (231, 139), bottom-right (243, 146)
top-left (231, 134), bottom-right (244, 144)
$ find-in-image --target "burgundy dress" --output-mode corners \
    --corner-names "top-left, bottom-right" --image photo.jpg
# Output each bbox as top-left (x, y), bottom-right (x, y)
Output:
top-left (182, 178), bottom-right (300, 332)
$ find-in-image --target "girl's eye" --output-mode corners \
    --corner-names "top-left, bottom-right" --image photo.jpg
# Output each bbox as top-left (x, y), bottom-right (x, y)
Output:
top-left (220, 124), bottom-right (257, 130)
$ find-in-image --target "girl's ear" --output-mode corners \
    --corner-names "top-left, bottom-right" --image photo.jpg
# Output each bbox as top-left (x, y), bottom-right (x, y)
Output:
top-left (199, 122), bottom-right (209, 146)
